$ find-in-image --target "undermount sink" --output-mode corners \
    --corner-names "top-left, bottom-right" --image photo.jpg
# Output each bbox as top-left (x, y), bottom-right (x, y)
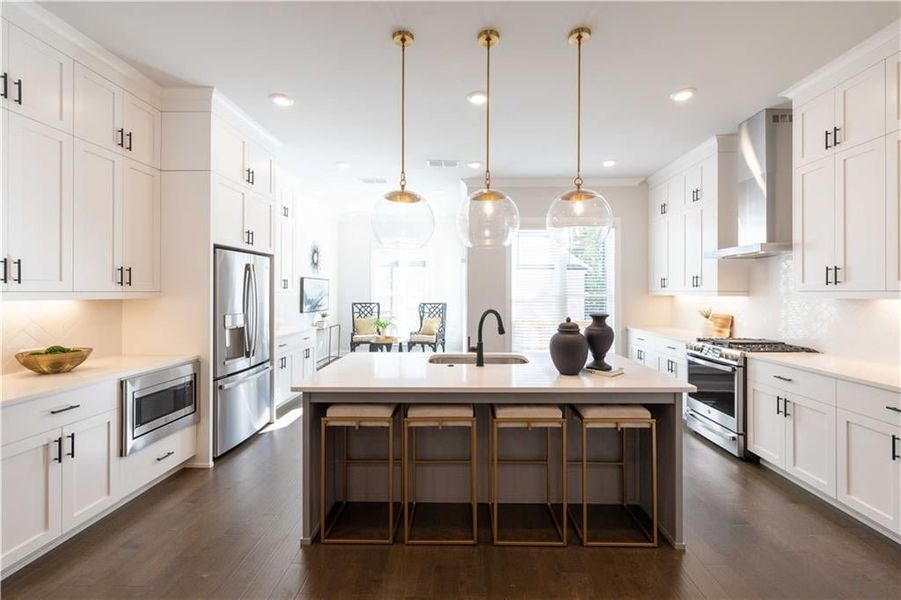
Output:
top-left (427, 353), bottom-right (530, 365)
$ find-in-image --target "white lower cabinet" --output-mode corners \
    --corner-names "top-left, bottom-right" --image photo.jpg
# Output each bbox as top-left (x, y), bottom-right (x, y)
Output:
top-left (120, 423), bottom-right (196, 497)
top-left (275, 332), bottom-right (315, 408)
top-left (61, 410), bottom-right (119, 531)
top-left (747, 383), bottom-right (786, 466)
top-left (784, 393), bottom-right (836, 497)
top-left (1, 429), bottom-right (62, 567)
top-left (836, 408), bottom-right (901, 534)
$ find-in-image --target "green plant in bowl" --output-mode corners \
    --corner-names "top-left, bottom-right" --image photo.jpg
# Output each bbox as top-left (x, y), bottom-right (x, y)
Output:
top-left (16, 345), bottom-right (92, 375)
top-left (30, 345), bottom-right (78, 356)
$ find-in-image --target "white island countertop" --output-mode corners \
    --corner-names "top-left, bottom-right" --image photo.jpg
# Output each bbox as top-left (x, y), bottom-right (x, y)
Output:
top-left (1, 354), bottom-right (201, 406)
top-left (747, 352), bottom-right (901, 393)
top-left (295, 351), bottom-right (695, 394)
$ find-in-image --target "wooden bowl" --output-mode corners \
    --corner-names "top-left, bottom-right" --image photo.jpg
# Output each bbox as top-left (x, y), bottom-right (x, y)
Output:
top-left (15, 348), bottom-right (93, 375)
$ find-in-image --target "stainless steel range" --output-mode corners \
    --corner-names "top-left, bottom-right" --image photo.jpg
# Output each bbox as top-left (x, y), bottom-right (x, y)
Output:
top-left (683, 338), bottom-right (817, 459)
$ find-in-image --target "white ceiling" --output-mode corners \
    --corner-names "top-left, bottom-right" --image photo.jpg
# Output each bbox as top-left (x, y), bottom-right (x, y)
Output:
top-left (42, 1), bottom-right (899, 210)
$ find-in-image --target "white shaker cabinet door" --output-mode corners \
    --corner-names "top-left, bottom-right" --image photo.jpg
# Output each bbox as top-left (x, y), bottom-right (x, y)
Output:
top-left (74, 64), bottom-right (122, 152)
top-left (834, 61), bottom-right (885, 151)
top-left (887, 52), bottom-right (900, 134)
top-left (683, 206), bottom-right (703, 290)
top-left (213, 176), bottom-right (248, 249)
top-left (211, 118), bottom-right (246, 184)
top-left (245, 140), bottom-right (273, 198)
top-left (121, 159), bottom-right (161, 292)
top-left (794, 156), bottom-right (835, 291)
top-left (834, 137), bottom-right (885, 291)
top-left (887, 131), bottom-right (901, 291)
top-left (747, 383), bottom-right (785, 468)
top-left (244, 193), bottom-right (273, 253)
top-left (794, 89), bottom-right (834, 168)
top-left (1, 429), bottom-right (63, 567)
top-left (651, 217), bottom-right (668, 292)
top-left (5, 23), bottom-right (73, 132)
top-left (784, 393), bottom-right (836, 498)
top-left (277, 213), bottom-right (296, 292)
top-left (74, 140), bottom-right (123, 292)
top-left (666, 213), bottom-right (685, 292)
top-left (61, 410), bottom-right (120, 532)
top-left (4, 111), bottom-right (73, 292)
top-left (122, 92), bottom-right (161, 169)
top-left (836, 409), bottom-right (900, 534)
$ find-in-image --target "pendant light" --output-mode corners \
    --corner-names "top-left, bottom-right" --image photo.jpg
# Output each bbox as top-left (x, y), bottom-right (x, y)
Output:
top-left (456, 29), bottom-right (519, 248)
top-left (372, 30), bottom-right (435, 249)
top-left (546, 27), bottom-right (613, 247)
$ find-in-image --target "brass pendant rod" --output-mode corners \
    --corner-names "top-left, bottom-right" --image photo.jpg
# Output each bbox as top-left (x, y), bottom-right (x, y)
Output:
top-left (400, 40), bottom-right (406, 191)
top-left (484, 39), bottom-right (491, 190)
top-left (575, 33), bottom-right (583, 190)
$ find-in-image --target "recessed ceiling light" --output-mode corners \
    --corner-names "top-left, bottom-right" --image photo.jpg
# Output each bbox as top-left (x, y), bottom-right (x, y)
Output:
top-left (466, 161), bottom-right (481, 169)
top-left (602, 160), bottom-right (616, 168)
top-left (269, 93), bottom-right (294, 107)
top-left (669, 88), bottom-right (696, 103)
top-left (466, 90), bottom-right (488, 105)
top-left (335, 161), bottom-right (351, 169)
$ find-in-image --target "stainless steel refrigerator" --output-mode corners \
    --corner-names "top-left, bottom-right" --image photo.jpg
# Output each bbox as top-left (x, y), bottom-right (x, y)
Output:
top-left (213, 248), bottom-right (272, 457)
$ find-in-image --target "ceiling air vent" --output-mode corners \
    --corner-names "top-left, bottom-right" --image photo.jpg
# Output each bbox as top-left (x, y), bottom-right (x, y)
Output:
top-left (360, 177), bottom-right (387, 185)
top-left (426, 159), bottom-right (460, 168)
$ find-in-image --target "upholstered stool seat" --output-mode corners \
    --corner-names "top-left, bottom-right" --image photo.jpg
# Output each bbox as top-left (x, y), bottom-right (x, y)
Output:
top-left (569, 403), bottom-right (658, 547)
top-left (403, 404), bottom-right (477, 544)
top-left (320, 404), bottom-right (400, 544)
top-left (489, 404), bottom-right (567, 546)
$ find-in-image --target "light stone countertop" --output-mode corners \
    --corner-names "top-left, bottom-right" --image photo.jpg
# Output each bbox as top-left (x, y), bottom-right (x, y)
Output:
top-left (628, 326), bottom-right (700, 345)
top-left (1, 354), bottom-right (201, 406)
top-left (295, 351), bottom-right (695, 394)
top-left (746, 353), bottom-right (901, 393)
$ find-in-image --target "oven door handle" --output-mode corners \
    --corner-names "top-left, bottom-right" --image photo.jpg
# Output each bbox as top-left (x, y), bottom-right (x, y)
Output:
top-left (687, 354), bottom-right (737, 373)
top-left (686, 412), bottom-right (737, 442)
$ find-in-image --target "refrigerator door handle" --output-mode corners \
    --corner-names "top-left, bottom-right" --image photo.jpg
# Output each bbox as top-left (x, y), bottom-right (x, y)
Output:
top-left (217, 364), bottom-right (272, 390)
top-left (249, 263), bottom-right (259, 358)
top-left (242, 263), bottom-right (253, 358)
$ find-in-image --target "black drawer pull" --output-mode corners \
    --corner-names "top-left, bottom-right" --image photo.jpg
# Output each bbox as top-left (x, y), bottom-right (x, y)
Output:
top-left (50, 404), bottom-right (81, 415)
top-left (783, 399), bottom-right (791, 418)
top-left (892, 435), bottom-right (899, 461)
top-left (776, 396), bottom-right (782, 415)
top-left (772, 375), bottom-right (793, 382)
top-left (885, 406), bottom-right (901, 414)
top-left (156, 451), bottom-right (175, 462)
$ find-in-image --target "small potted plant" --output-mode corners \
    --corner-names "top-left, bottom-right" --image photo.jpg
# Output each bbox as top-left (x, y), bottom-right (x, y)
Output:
top-left (372, 316), bottom-right (395, 338)
top-left (316, 311), bottom-right (329, 329)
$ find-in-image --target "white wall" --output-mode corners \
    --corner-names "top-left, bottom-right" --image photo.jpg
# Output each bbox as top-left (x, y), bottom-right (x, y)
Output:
top-left (670, 255), bottom-right (901, 364)
top-left (1, 300), bottom-right (124, 374)
top-left (464, 181), bottom-right (672, 354)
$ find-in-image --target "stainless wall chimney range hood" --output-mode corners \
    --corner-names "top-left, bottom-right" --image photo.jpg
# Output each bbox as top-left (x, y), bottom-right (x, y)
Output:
top-left (708, 108), bottom-right (793, 259)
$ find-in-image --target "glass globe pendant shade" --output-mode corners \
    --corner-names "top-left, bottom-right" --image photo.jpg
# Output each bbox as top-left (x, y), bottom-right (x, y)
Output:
top-left (546, 187), bottom-right (613, 248)
top-left (457, 188), bottom-right (520, 248)
top-left (371, 189), bottom-right (435, 249)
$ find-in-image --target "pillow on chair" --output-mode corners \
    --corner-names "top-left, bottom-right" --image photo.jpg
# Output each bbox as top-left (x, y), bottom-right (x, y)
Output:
top-left (419, 317), bottom-right (442, 336)
top-left (354, 317), bottom-right (377, 335)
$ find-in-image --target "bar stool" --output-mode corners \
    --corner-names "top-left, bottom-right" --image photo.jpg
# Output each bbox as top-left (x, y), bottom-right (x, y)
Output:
top-left (569, 404), bottom-right (657, 547)
top-left (489, 404), bottom-right (567, 546)
top-left (402, 404), bottom-right (477, 545)
top-left (319, 403), bottom-right (400, 544)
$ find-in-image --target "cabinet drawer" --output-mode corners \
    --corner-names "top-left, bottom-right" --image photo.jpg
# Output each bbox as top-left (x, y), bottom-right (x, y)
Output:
top-left (276, 332), bottom-right (304, 353)
top-left (1, 381), bottom-right (118, 446)
top-left (837, 380), bottom-right (901, 427)
top-left (628, 330), bottom-right (652, 349)
top-left (655, 338), bottom-right (686, 358)
top-left (120, 424), bottom-right (195, 496)
top-left (748, 360), bottom-right (836, 405)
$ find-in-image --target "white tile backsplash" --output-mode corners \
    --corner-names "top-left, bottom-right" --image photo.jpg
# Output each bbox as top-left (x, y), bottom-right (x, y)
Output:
top-left (1, 300), bottom-right (123, 374)
top-left (671, 255), bottom-right (900, 364)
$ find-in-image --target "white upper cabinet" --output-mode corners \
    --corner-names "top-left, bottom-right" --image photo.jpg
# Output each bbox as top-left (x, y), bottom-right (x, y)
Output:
top-left (245, 140), bottom-right (274, 197)
top-left (795, 89), bottom-right (834, 168)
top-left (834, 62), bottom-right (885, 151)
top-left (121, 158), bottom-right (161, 292)
top-left (74, 140), bottom-right (122, 292)
top-left (276, 173), bottom-right (296, 293)
top-left (3, 23), bottom-right (73, 132)
top-left (122, 92), bottom-right (161, 169)
top-left (3, 110), bottom-right (73, 292)
top-left (794, 156), bottom-right (835, 291)
top-left (74, 63), bottom-right (122, 152)
top-left (211, 117), bottom-right (275, 198)
top-left (244, 192), bottom-right (273, 253)
top-left (666, 174), bottom-right (686, 209)
top-left (887, 131), bottom-right (901, 291)
top-left (213, 176), bottom-right (273, 253)
top-left (888, 52), bottom-right (900, 134)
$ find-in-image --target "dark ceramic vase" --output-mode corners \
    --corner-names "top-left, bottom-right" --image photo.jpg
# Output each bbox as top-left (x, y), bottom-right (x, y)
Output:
top-left (549, 317), bottom-right (589, 376)
top-left (584, 313), bottom-right (614, 371)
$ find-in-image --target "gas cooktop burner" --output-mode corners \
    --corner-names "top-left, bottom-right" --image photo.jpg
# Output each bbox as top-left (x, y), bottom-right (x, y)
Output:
top-left (694, 338), bottom-right (819, 353)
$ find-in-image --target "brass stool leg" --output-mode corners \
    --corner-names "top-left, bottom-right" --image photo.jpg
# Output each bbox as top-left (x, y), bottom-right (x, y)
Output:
top-left (320, 417), bottom-right (327, 542)
top-left (471, 419), bottom-right (478, 543)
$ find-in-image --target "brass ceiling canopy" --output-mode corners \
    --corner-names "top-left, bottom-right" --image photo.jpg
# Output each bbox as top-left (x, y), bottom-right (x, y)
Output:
top-left (478, 29), bottom-right (499, 47)
top-left (392, 29), bottom-right (414, 47)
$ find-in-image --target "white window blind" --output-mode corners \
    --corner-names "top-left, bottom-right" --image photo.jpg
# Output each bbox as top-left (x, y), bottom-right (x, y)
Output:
top-left (511, 228), bottom-right (615, 352)
top-left (370, 249), bottom-right (429, 338)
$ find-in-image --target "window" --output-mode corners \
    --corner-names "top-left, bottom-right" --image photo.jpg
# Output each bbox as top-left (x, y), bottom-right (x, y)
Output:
top-left (370, 248), bottom-right (429, 338)
top-left (511, 227), bottom-right (615, 352)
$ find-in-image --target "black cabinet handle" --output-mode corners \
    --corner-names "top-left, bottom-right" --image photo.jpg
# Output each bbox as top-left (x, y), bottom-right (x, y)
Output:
top-left (885, 406), bottom-right (901, 414)
top-left (776, 396), bottom-right (782, 415)
top-left (126, 131), bottom-right (133, 151)
top-left (1, 258), bottom-right (6, 284)
top-left (13, 78), bottom-right (22, 105)
top-left (50, 404), bottom-right (81, 415)
top-left (126, 267), bottom-right (133, 286)
top-left (13, 259), bottom-right (22, 284)
top-left (304, 349), bottom-right (311, 359)
top-left (156, 450), bottom-right (175, 462)
top-left (833, 265), bottom-right (841, 285)
top-left (826, 266), bottom-right (832, 286)
top-left (54, 437), bottom-right (63, 463)
top-left (67, 432), bottom-right (76, 459)
top-left (116, 128), bottom-right (125, 147)
top-left (246, 168), bottom-right (253, 184)
top-left (250, 169), bottom-right (255, 185)
top-left (783, 399), bottom-right (791, 418)
top-left (773, 375), bottom-right (793, 382)
top-left (825, 129), bottom-right (832, 150)
top-left (892, 435), bottom-right (899, 461)
top-left (1, 72), bottom-right (7, 99)
top-left (833, 127), bottom-right (841, 146)
top-left (116, 266), bottom-right (124, 286)
top-left (281, 278), bottom-right (288, 289)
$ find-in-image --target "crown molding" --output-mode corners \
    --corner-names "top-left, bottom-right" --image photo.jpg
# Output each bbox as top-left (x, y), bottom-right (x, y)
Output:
top-left (463, 176), bottom-right (645, 190)
top-left (212, 90), bottom-right (283, 151)
top-left (780, 18), bottom-right (900, 102)
top-left (646, 134), bottom-right (736, 188)
top-left (3, 1), bottom-right (163, 107)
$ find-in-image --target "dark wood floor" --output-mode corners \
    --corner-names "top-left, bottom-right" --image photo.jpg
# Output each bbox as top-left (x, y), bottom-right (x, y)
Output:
top-left (3, 405), bottom-right (900, 599)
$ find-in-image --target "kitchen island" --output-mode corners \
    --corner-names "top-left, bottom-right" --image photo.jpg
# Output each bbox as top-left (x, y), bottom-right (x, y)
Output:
top-left (294, 351), bottom-right (695, 548)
